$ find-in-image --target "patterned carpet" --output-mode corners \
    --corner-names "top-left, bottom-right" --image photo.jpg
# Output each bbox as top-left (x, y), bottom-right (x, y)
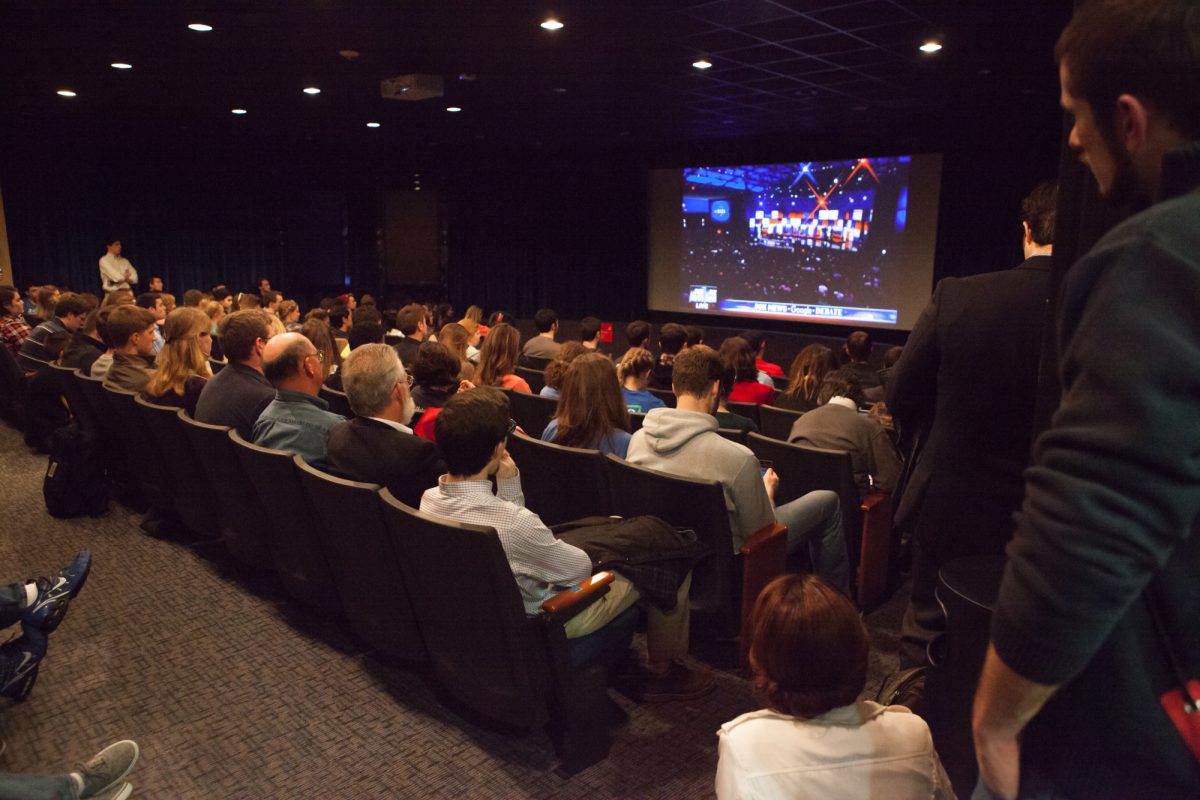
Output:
top-left (0, 421), bottom-right (904, 798)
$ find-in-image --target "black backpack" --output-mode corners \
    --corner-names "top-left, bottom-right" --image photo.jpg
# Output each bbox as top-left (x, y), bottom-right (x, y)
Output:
top-left (43, 424), bottom-right (109, 518)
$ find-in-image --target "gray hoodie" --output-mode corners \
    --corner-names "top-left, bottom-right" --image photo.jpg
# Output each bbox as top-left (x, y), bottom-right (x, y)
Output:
top-left (626, 408), bottom-right (775, 551)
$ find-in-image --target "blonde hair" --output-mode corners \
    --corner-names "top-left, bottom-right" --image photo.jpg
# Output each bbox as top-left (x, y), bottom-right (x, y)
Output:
top-left (201, 299), bottom-right (224, 324)
top-left (278, 300), bottom-right (299, 323)
top-left (617, 347), bottom-right (656, 383)
top-left (438, 322), bottom-right (471, 364)
top-left (145, 307), bottom-right (212, 398)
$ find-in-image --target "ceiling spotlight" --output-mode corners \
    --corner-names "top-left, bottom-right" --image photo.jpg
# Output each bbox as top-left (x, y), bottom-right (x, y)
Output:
top-left (56, 89), bottom-right (77, 97)
top-left (188, 23), bottom-right (213, 32)
top-left (231, 108), bottom-right (247, 115)
top-left (110, 62), bottom-right (132, 70)
top-left (541, 19), bottom-right (564, 30)
top-left (366, 121), bottom-right (381, 128)
top-left (303, 86), bottom-right (321, 95)
top-left (692, 59), bottom-right (713, 70)
top-left (446, 106), bottom-right (462, 112)
top-left (919, 41), bottom-right (942, 53)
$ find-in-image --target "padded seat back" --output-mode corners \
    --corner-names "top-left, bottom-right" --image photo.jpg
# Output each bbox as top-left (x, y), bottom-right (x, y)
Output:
top-left (49, 364), bottom-right (97, 433)
top-left (515, 366), bottom-right (545, 394)
top-left (76, 373), bottom-right (139, 501)
top-left (716, 428), bottom-right (747, 444)
top-left (509, 391), bottom-right (558, 439)
top-left (294, 457), bottom-right (426, 662)
top-left (103, 384), bottom-right (175, 512)
top-left (209, 358), bottom-right (226, 374)
top-left (629, 412), bottom-right (646, 433)
top-left (318, 385), bottom-right (354, 418)
top-left (135, 396), bottom-right (221, 540)
top-left (0, 345), bottom-right (27, 426)
top-left (758, 404), bottom-right (805, 441)
top-left (725, 400), bottom-right (761, 427)
top-left (378, 491), bottom-right (549, 728)
top-left (519, 354), bottom-right (551, 370)
top-left (506, 431), bottom-right (612, 525)
top-left (647, 388), bottom-right (676, 408)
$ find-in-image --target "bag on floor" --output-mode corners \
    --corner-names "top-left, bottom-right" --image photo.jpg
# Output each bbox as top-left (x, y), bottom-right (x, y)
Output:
top-left (43, 424), bottom-right (109, 518)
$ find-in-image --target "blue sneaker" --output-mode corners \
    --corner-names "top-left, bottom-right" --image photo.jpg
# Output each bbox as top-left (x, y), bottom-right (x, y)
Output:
top-left (23, 550), bottom-right (92, 632)
top-left (0, 634), bottom-right (46, 701)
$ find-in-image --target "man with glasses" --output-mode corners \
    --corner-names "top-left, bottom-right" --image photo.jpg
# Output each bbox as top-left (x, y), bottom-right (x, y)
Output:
top-left (195, 309), bottom-right (276, 439)
top-left (251, 332), bottom-right (345, 467)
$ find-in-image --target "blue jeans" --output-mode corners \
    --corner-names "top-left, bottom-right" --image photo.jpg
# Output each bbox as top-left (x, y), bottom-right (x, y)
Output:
top-left (774, 490), bottom-right (848, 591)
top-left (0, 773), bottom-right (77, 800)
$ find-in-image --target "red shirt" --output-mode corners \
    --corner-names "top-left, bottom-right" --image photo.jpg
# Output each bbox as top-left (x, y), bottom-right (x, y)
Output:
top-left (415, 407), bottom-right (443, 443)
top-left (729, 381), bottom-right (775, 406)
top-left (756, 358), bottom-right (785, 378)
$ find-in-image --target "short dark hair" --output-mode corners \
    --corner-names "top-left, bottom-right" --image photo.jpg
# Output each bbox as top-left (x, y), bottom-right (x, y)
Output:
top-left (845, 330), bottom-right (872, 362)
top-left (817, 369), bottom-right (866, 406)
top-left (212, 287), bottom-right (232, 303)
top-left (883, 346), bottom-right (904, 369)
top-left (347, 322), bottom-right (384, 350)
top-left (219, 309), bottom-right (272, 363)
top-left (1020, 180), bottom-right (1058, 246)
top-left (42, 331), bottom-right (73, 360)
top-left (580, 316), bottom-right (602, 342)
top-left (411, 340), bottom-right (462, 389)
top-left (739, 330), bottom-right (766, 354)
top-left (625, 320), bottom-right (650, 348)
top-left (435, 387), bottom-right (511, 476)
top-left (136, 292), bottom-right (161, 311)
top-left (182, 289), bottom-right (204, 307)
top-left (53, 292), bottom-right (90, 319)
top-left (353, 306), bottom-right (382, 326)
top-left (671, 344), bottom-right (723, 398)
top-left (659, 323), bottom-right (687, 355)
top-left (329, 305), bottom-right (351, 330)
top-left (533, 308), bottom-right (558, 333)
top-left (106, 305), bottom-right (156, 348)
top-left (0, 286), bottom-right (18, 312)
top-left (684, 325), bottom-right (704, 348)
top-left (397, 303), bottom-right (426, 336)
top-left (718, 336), bottom-right (758, 384)
top-left (1056, 0), bottom-right (1200, 141)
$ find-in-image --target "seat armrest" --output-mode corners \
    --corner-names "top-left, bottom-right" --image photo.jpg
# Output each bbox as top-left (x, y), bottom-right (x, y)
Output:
top-left (860, 490), bottom-right (890, 512)
top-left (857, 492), bottom-right (893, 609)
top-left (738, 523), bottom-right (788, 665)
top-left (539, 570), bottom-right (615, 626)
top-left (739, 522), bottom-right (787, 556)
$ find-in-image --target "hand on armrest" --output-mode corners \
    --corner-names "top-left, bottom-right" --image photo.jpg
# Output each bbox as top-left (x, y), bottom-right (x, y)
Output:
top-left (539, 570), bottom-right (615, 625)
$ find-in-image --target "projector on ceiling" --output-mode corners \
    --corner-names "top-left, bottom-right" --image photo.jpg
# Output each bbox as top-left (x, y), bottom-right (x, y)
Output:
top-left (381, 74), bottom-right (444, 102)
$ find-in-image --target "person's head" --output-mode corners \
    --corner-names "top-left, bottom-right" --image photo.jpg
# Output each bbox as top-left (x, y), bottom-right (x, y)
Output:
top-left (236, 292), bottom-right (262, 310)
top-left (34, 285), bottom-right (60, 319)
top-left (543, 341), bottom-right (588, 392)
top-left (552, 353), bottom-right (630, 449)
top-left (137, 292), bottom-right (165, 322)
top-left (658, 322), bottom-right (687, 356)
top-left (398, 303), bottom-right (428, 339)
top-left (42, 331), bottom-right (73, 363)
top-left (299, 318), bottom-right (337, 379)
top-left (347, 321), bottom-right (384, 350)
top-left (0, 286), bottom-right (22, 317)
top-left (844, 330), bottom-right (872, 363)
top-left (336, 293), bottom-right (357, 311)
top-left (436, 387), bottom-right (512, 477)
top-left (817, 369), bottom-right (866, 406)
top-left (437, 322), bottom-right (471, 367)
top-left (883, 346), bottom-right (904, 369)
top-left (341, 342), bottom-right (414, 422)
top-left (684, 325), bottom-right (705, 348)
top-left (261, 290), bottom-right (281, 311)
top-left (739, 330), bottom-right (767, 357)
top-left (786, 344), bottom-right (839, 402)
top-left (1020, 180), bottom-right (1059, 256)
top-left (670, 344), bottom-right (723, 408)
top-left (86, 307), bottom-right (112, 347)
top-left (100, 288), bottom-right (134, 309)
top-left (52, 292), bottom-right (90, 331)
top-left (145, 307), bottom-right (213, 398)
top-left (218, 309), bottom-right (272, 366)
top-left (262, 332), bottom-right (323, 394)
top-left (616, 346), bottom-right (656, 387)
top-left (148, 276), bottom-right (164, 292)
top-left (580, 316), bottom-right (602, 346)
top-left (201, 299), bottom-right (225, 329)
top-left (534, 308), bottom-right (559, 335)
top-left (477, 322), bottom-right (521, 386)
top-left (718, 336), bottom-right (758, 384)
top-left (182, 289), bottom-right (204, 308)
top-left (160, 292), bottom-right (176, 314)
top-left (329, 304), bottom-right (351, 332)
top-left (277, 299), bottom-right (300, 323)
top-left (625, 320), bottom-right (650, 349)
top-left (1056, 0), bottom-right (1200, 200)
top-left (463, 305), bottom-right (484, 324)
top-left (459, 317), bottom-right (481, 346)
top-left (305, 307), bottom-right (330, 325)
top-left (411, 340), bottom-right (463, 393)
top-left (212, 287), bottom-right (233, 310)
top-left (433, 303), bottom-right (456, 330)
top-left (486, 310), bottom-right (508, 327)
top-left (105, 238), bottom-right (121, 256)
top-left (353, 305), bottom-right (381, 326)
top-left (107, 304), bottom-right (157, 355)
top-left (359, 293), bottom-right (376, 308)
top-left (747, 573), bottom-right (869, 719)
top-left (258, 277), bottom-right (271, 293)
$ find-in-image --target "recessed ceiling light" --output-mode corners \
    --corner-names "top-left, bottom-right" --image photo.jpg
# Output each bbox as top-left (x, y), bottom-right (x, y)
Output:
top-left (541, 19), bottom-right (564, 30)
top-left (366, 122), bottom-right (381, 128)
top-left (692, 59), bottom-right (713, 70)
top-left (446, 106), bottom-right (462, 113)
top-left (111, 62), bottom-right (132, 70)
top-left (56, 89), bottom-right (77, 97)
top-left (919, 41), bottom-right (942, 53)
top-left (231, 108), bottom-right (247, 115)
top-left (188, 23), bottom-right (213, 32)
top-left (303, 86), bottom-right (321, 95)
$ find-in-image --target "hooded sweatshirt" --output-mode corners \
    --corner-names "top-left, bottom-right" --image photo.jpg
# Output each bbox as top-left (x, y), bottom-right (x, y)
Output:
top-left (626, 407), bottom-right (775, 551)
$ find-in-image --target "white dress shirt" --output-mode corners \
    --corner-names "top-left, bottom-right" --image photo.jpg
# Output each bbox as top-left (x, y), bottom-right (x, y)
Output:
top-left (99, 253), bottom-right (138, 292)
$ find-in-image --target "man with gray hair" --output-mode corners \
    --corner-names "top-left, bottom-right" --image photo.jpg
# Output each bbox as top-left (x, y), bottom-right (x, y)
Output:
top-left (252, 332), bottom-right (345, 466)
top-left (326, 343), bottom-right (445, 507)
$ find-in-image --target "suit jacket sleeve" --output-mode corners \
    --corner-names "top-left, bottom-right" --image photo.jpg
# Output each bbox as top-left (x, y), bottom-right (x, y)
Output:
top-left (888, 279), bottom-right (944, 438)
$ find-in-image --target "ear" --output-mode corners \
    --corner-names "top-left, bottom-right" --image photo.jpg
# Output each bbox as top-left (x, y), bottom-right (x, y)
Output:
top-left (1114, 93), bottom-right (1150, 155)
top-left (1022, 221), bottom-right (1033, 245)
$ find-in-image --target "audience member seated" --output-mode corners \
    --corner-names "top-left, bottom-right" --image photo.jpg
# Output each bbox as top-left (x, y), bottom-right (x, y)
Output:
top-left (477, 323), bottom-right (531, 393)
top-left (135, 292), bottom-right (167, 355)
top-left (59, 307), bottom-right (109, 376)
top-left (542, 353), bottom-right (632, 457)
top-left (626, 346), bottom-right (847, 590)
top-left (326, 343), bottom-right (445, 508)
top-left (236, 291), bottom-right (263, 311)
top-left (422, 388), bottom-right (713, 702)
top-left (877, 345), bottom-right (904, 395)
top-left (521, 308), bottom-right (560, 360)
top-left (685, 325), bottom-right (705, 349)
top-left (720, 337), bottom-right (775, 406)
top-left (436, 322), bottom-right (475, 382)
top-left (26, 285), bottom-right (59, 326)
top-left (579, 316), bottom-right (603, 352)
top-left (624, 319), bottom-right (650, 356)
top-left (393, 303), bottom-right (428, 367)
top-left (182, 288), bottom-right (204, 308)
top-left (714, 364), bottom-right (758, 434)
top-left (0, 286), bottom-right (33, 357)
top-left (740, 330), bottom-right (784, 379)
top-left (277, 300), bottom-right (301, 332)
top-left (24, 331), bottom-right (73, 449)
top-left (101, 304), bottom-right (158, 393)
top-left (459, 317), bottom-right (482, 364)
top-left (431, 302), bottom-right (456, 331)
top-left (409, 341), bottom-right (470, 442)
top-left (775, 344), bottom-right (839, 413)
top-left (100, 288), bottom-right (134, 310)
top-left (540, 341), bottom-right (587, 400)
top-left (348, 320), bottom-right (384, 352)
top-left (716, 574), bottom-right (953, 799)
top-left (617, 347), bottom-right (665, 413)
top-left (142, 307), bottom-right (213, 417)
top-left (18, 292), bottom-right (88, 371)
top-left (788, 371), bottom-right (902, 494)
top-left (252, 331), bottom-right (345, 466)
top-left (841, 330), bottom-right (881, 393)
top-left (195, 309), bottom-right (275, 438)
top-left (302, 318), bottom-right (341, 390)
top-left (459, 304), bottom-right (489, 339)
top-left (649, 322), bottom-right (687, 391)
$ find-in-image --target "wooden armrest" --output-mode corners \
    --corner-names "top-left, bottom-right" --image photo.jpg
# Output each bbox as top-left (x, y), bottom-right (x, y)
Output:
top-left (860, 490), bottom-right (890, 512)
top-left (539, 570), bottom-right (615, 625)
top-left (857, 492), bottom-right (893, 610)
top-left (739, 523), bottom-right (789, 666)
top-left (740, 522), bottom-right (787, 556)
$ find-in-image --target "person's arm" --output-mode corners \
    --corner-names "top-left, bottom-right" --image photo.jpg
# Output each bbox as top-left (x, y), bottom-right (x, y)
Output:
top-left (125, 260), bottom-right (138, 285)
top-left (494, 451), bottom-right (524, 507)
top-left (973, 644), bottom-right (1058, 799)
top-left (731, 457), bottom-right (775, 545)
top-left (98, 255), bottom-right (123, 288)
top-left (887, 279), bottom-right (944, 440)
top-left (714, 732), bottom-right (744, 800)
top-left (867, 425), bottom-right (903, 493)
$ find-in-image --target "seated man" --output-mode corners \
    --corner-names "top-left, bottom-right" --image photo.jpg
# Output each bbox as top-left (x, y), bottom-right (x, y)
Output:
top-left (789, 370), bottom-right (902, 494)
top-left (579, 316), bottom-right (603, 351)
top-left (326, 343), bottom-right (445, 508)
top-left (627, 346), bottom-right (849, 591)
top-left (842, 330), bottom-right (882, 397)
top-left (421, 388), bottom-right (713, 702)
top-left (521, 308), bottom-right (559, 360)
top-left (392, 303), bottom-right (428, 367)
top-left (136, 292), bottom-right (166, 355)
top-left (649, 322), bottom-right (687, 391)
top-left (60, 307), bottom-right (109, 376)
top-left (101, 304), bottom-right (158, 393)
top-left (194, 309), bottom-right (275, 439)
top-left (252, 331), bottom-right (345, 466)
top-left (17, 292), bottom-right (89, 371)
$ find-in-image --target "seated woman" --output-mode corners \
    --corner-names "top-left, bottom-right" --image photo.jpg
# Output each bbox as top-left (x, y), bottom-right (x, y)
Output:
top-left (720, 336), bottom-right (775, 405)
top-left (616, 346), bottom-right (665, 413)
top-left (410, 341), bottom-right (470, 441)
top-left (475, 323), bottom-right (530, 393)
top-left (436, 322), bottom-right (476, 383)
top-left (776, 344), bottom-right (839, 412)
top-left (714, 364), bottom-right (757, 433)
top-left (141, 307), bottom-right (213, 417)
top-left (717, 574), bottom-right (954, 800)
top-left (301, 318), bottom-right (340, 389)
top-left (540, 341), bottom-right (587, 399)
top-left (542, 353), bottom-right (631, 457)
top-left (278, 299), bottom-right (302, 332)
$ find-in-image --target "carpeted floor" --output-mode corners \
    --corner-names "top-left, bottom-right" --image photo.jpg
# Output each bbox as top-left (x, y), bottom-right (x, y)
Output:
top-left (0, 421), bottom-right (905, 798)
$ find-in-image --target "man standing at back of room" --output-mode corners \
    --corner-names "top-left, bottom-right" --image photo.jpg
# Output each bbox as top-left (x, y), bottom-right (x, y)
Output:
top-left (972, 3), bottom-right (1200, 798)
top-left (194, 309), bottom-right (275, 439)
top-left (98, 238), bottom-right (138, 294)
top-left (521, 308), bottom-right (559, 360)
top-left (886, 181), bottom-right (1055, 671)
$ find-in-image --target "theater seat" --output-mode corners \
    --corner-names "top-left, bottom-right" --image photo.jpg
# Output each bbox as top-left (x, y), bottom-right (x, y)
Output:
top-left (725, 400), bottom-right (761, 427)
top-left (519, 354), bottom-right (551, 371)
top-left (103, 384), bottom-right (178, 522)
top-left (135, 395), bottom-right (223, 542)
top-left (318, 385), bottom-right (354, 418)
top-left (515, 365), bottom-right (545, 394)
top-left (505, 431), bottom-right (612, 526)
top-left (647, 388), bottom-right (676, 408)
top-left (758, 404), bottom-right (805, 441)
top-left (508, 391), bottom-right (558, 439)
top-left (76, 373), bottom-right (142, 507)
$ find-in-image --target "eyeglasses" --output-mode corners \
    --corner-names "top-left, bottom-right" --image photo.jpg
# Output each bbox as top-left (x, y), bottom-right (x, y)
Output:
top-left (309, 350), bottom-right (324, 363)
top-left (507, 419), bottom-right (518, 435)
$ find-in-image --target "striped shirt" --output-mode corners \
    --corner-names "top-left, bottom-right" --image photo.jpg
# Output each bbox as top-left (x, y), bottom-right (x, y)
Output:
top-left (419, 473), bottom-right (591, 615)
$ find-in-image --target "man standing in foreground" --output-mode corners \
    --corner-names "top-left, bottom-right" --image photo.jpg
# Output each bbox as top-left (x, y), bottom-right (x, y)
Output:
top-left (972, 2), bottom-right (1200, 797)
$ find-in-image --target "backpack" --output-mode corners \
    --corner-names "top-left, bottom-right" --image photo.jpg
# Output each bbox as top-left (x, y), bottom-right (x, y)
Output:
top-left (43, 424), bottom-right (109, 518)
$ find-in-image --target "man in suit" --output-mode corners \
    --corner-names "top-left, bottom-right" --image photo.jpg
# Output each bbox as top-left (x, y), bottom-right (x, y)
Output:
top-left (887, 180), bottom-right (1056, 668)
top-left (327, 343), bottom-right (445, 508)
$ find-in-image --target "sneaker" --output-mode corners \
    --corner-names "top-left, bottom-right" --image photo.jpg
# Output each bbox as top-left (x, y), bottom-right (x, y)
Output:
top-left (76, 740), bottom-right (139, 799)
top-left (90, 781), bottom-right (132, 800)
top-left (637, 661), bottom-right (715, 703)
top-left (23, 550), bottom-right (92, 633)
top-left (0, 636), bottom-right (46, 702)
